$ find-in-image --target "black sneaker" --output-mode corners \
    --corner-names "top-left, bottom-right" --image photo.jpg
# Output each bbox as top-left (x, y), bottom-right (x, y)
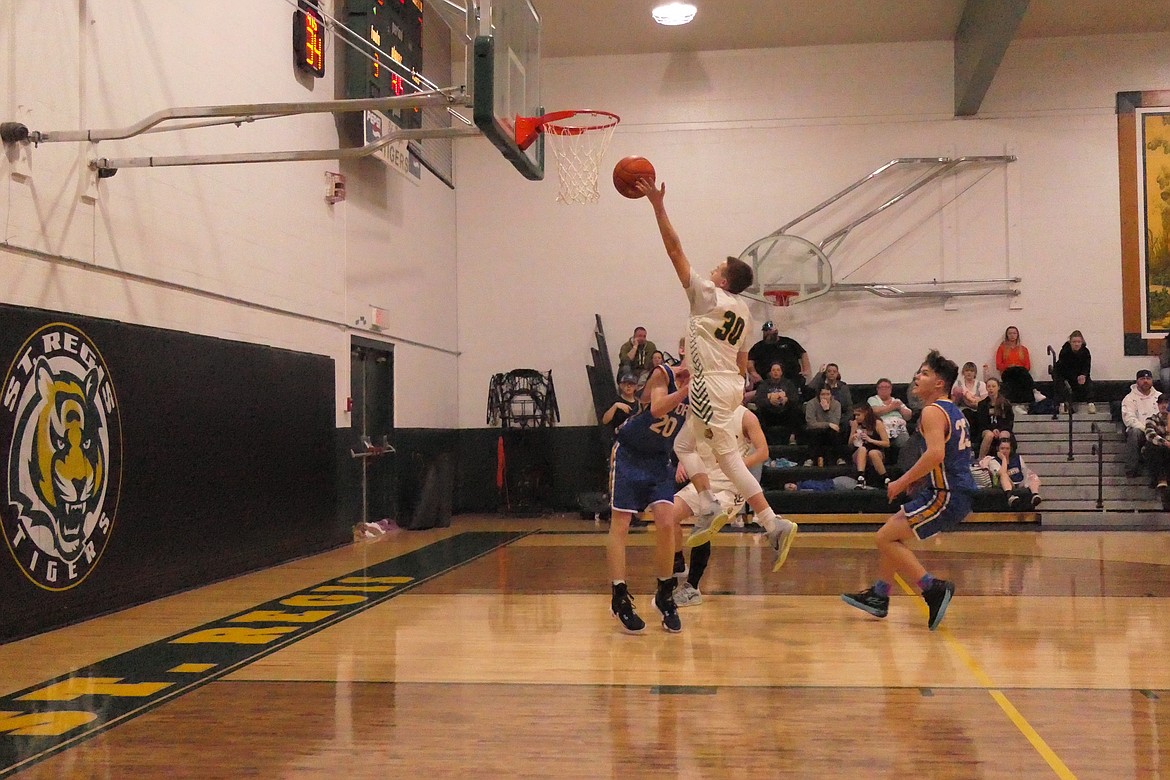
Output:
top-left (654, 584), bottom-right (682, 633)
top-left (1030, 494), bottom-right (1043, 509)
top-left (922, 579), bottom-right (955, 631)
top-left (611, 585), bottom-right (645, 634)
top-left (841, 587), bottom-right (889, 618)
top-left (1007, 494), bottom-right (1021, 509)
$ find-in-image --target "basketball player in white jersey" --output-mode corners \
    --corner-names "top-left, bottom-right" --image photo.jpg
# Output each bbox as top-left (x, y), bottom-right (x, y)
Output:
top-left (671, 404), bottom-right (769, 605)
top-left (636, 178), bottom-right (798, 572)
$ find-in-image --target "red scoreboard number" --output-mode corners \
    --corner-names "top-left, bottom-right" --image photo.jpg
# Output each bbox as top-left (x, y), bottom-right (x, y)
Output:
top-left (294, 7), bottom-right (326, 78)
top-left (344, 0), bottom-right (422, 129)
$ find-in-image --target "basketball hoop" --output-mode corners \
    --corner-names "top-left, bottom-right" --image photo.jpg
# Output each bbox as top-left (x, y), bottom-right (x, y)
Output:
top-left (763, 289), bottom-right (800, 307)
top-left (516, 110), bottom-right (620, 205)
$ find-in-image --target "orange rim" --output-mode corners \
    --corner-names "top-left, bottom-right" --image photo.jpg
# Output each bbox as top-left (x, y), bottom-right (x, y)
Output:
top-left (515, 110), bottom-right (620, 149)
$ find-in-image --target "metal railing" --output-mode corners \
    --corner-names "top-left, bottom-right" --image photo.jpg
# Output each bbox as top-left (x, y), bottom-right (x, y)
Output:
top-left (1090, 422), bottom-right (1105, 510)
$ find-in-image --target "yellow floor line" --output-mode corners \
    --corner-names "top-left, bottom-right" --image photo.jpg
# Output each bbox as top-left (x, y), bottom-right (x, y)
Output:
top-left (893, 574), bottom-right (1077, 779)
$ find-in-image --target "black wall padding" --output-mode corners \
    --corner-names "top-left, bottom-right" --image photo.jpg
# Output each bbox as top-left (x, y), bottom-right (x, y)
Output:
top-left (0, 304), bottom-right (340, 643)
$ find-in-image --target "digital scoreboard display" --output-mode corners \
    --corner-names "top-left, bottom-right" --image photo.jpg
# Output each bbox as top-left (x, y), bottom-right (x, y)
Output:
top-left (344, 0), bottom-right (424, 130)
top-left (293, 7), bottom-right (326, 77)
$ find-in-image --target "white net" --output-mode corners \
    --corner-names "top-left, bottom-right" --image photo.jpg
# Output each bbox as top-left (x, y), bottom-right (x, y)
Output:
top-left (542, 111), bottom-right (619, 205)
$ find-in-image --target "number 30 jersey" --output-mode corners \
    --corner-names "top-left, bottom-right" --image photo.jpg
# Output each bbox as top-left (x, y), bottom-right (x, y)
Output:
top-left (685, 271), bottom-right (751, 381)
top-left (616, 365), bottom-right (687, 457)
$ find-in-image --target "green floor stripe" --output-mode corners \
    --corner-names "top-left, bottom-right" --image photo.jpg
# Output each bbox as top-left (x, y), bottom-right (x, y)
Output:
top-left (0, 531), bottom-right (526, 777)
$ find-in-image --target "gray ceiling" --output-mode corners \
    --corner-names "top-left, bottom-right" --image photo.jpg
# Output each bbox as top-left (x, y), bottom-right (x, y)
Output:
top-left (536, 0), bottom-right (1170, 58)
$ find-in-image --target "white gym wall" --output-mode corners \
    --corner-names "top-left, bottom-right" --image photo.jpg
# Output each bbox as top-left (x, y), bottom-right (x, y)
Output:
top-left (455, 31), bottom-right (1170, 427)
top-left (0, 0), bottom-right (458, 429)
top-left (2, 2), bottom-right (1169, 433)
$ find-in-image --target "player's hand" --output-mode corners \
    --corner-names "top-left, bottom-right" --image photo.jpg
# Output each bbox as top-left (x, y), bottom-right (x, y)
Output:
top-left (887, 477), bottom-right (906, 501)
top-left (675, 462), bottom-right (688, 483)
top-left (635, 178), bottom-right (665, 202)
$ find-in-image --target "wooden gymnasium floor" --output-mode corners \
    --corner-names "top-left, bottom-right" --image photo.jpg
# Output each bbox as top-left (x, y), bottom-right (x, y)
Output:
top-left (2, 515), bottom-right (1170, 779)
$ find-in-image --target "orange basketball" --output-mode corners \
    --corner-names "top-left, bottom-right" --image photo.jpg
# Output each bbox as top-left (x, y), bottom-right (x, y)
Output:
top-left (612, 156), bottom-right (656, 199)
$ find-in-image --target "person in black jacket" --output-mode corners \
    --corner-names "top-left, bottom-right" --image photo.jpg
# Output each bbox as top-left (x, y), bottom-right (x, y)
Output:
top-left (1052, 330), bottom-right (1095, 412)
top-left (975, 377), bottom-right (1014, 457)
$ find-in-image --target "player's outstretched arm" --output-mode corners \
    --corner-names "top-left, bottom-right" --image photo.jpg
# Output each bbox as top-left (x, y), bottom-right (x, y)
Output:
top-left (635, 179), bottom-right (692, 288)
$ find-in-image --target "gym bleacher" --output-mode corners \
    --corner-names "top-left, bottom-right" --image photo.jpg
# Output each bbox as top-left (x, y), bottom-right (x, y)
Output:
top-left (750, 377), bottom-right (1147, 525)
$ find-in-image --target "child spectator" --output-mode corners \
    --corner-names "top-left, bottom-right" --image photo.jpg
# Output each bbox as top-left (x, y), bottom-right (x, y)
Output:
top-left (951, 362), bottom-right (988, 428)
top-left (974, 377), bottom-right (1014, 458)
top-left (981, 432), bottom-right (1042, 509)
top-left (849, 404), bottom-right (890, 488)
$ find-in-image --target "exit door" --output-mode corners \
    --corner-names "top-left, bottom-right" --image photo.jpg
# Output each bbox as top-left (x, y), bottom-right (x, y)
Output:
top-left (350, 340), bottom-right (395, 525)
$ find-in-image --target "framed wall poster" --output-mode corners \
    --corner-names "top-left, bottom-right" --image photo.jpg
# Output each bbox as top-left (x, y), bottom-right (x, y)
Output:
top-left (1118, 90), bottom-right (1170, 355)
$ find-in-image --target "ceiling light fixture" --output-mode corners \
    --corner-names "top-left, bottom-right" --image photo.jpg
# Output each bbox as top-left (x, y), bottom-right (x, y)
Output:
top-left (652, 2), bottom-right (697, 26)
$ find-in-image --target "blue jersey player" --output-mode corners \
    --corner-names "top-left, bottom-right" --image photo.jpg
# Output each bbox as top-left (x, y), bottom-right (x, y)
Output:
top-left (842, 350), bottom-right (977, 631)
top-left (608, 361), bottom-right (690, 634)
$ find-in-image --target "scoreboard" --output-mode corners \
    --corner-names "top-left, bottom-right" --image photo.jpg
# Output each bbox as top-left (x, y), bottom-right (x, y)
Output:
top-left (344, 0), bottom-right (424, 131)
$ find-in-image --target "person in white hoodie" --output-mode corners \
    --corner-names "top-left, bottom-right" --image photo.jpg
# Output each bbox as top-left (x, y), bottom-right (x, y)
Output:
top-left (1122, 369), bottom-right (1160, 478)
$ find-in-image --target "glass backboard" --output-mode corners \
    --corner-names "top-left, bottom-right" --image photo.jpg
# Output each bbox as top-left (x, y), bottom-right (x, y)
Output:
top-left (738, 234), bottom-right (834, 306)
top-left (472, 0), bottom-right (544, 180)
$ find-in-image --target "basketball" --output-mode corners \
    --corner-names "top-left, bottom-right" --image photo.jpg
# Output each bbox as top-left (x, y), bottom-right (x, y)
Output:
top-left (612, 156), bottom-right (656, 199)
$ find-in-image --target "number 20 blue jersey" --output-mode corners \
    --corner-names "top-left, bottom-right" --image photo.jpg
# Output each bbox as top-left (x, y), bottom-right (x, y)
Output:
top-left (615, 365), bottom-right (687, 457)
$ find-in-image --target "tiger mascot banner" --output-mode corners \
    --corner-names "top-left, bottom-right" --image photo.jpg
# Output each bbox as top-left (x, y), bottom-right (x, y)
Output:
top-left (1, 322), bottom-right (122, 591)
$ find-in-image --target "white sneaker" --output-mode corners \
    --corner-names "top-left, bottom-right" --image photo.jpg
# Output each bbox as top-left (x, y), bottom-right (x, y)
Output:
top-left (1033, 389), bottom-right (1047, 402)
top-left (685, 504), bottom-right (730, 548)
top-left (673, 583), bottom-right (703, 607)
top-left (1013, 404), bottom-right (1028, 416)
top-left (765, 517), bottom-right (799, 572)
top-left (1087, 403), bottom-right (1097, 414)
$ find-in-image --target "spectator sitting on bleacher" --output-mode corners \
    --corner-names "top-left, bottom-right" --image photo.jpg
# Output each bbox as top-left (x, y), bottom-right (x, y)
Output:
top-left (982, 432), bottom-right (1042, 509)
top-left (951, 362), bottom-right (988, 429)
top-left (1053, 330), bottom-right (1094, 413)
top-left (868, 378), bottom-right (912, 452)
top-left (995, 325), bottom-right (1040, 406)
top-left (801, 386), bottom-right (842, 467)
top-left (849, 404), bottom-right (890, 488)
top-left (617, 326), bottom-right (656, 387)
top-left (755, 362), bottom-right (803, 443)
top-left (1122, 369), bottom-right (1160, 478)
top-left (974, 377), bottom-right (1014, 458)
top-left (749, 321), bottom-right (810, 401)
top-left (1144, 392), bottom-right (1170, 497)
top-left (809, 363), bottom-right (853, 418)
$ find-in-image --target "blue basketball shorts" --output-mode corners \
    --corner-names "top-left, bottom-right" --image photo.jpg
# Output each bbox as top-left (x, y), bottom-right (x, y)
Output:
top-left (610, 443), bottom-right (676, 514)
top-left (903, 488), bottom-right (973, 540)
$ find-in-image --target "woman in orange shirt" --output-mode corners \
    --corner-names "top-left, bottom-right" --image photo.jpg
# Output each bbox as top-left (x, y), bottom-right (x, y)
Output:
top-left (995, 326), bottom-right (1036, 405)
